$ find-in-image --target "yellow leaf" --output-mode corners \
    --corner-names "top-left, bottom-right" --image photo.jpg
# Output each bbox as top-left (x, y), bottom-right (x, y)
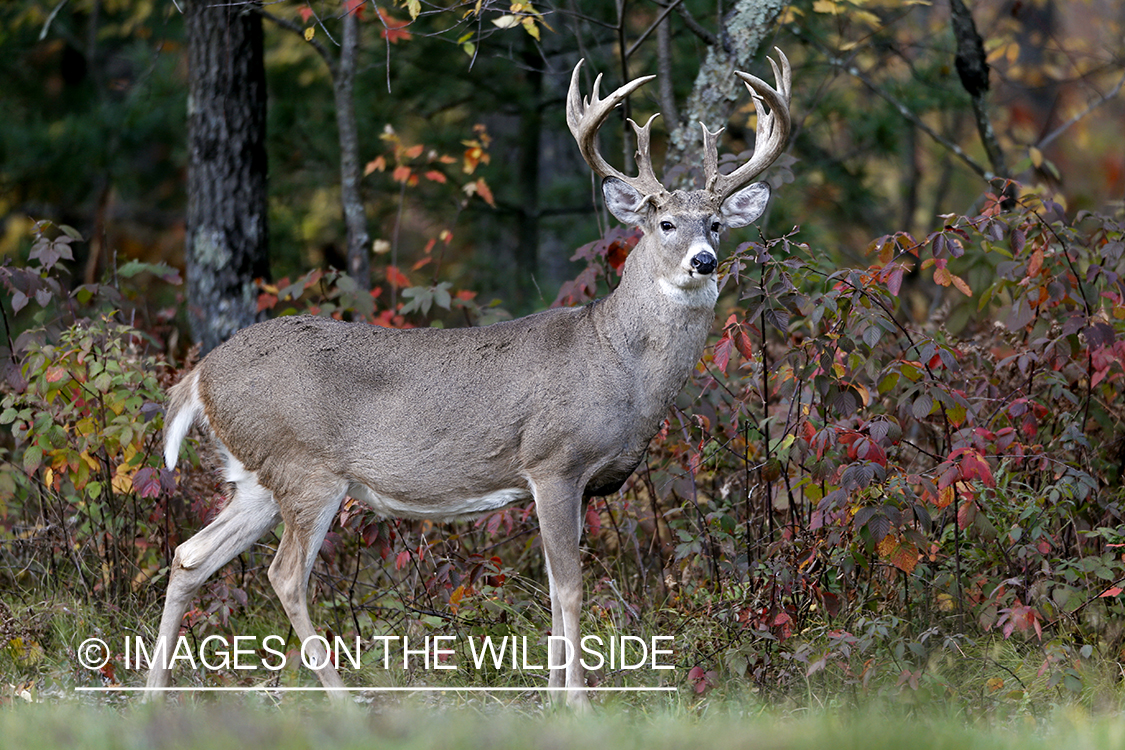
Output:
top-left (113, 464), bottom-right (134, 494)
top-left (405, 0), bottom-right (421, 19)
top-left (812, 0), bottom-right (841, 14)
top-left (303, 26), bottom-right (315, 41)
top-left (986, 677), bottom-right (1005, 693)
top-left (492, 14), bottom-right (520, 29)
top-left (951, 273), bottom-right (973, 297)
top-left (9, 637), bottom-right (45, 666)
top-left (876, 534), bottom-right (896, 558)
top-left (854, 10), bottom-right (881, 27)
top-left (522, 17), bottom-right (540, 40)
top-left (1029, 146), bottom-right (1043, 168)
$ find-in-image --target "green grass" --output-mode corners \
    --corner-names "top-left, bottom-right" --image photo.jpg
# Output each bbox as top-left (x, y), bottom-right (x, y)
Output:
top-left (7, 593), bottom-right (1125, 749)
top-left (4, 698), bottom-right (1125, 750)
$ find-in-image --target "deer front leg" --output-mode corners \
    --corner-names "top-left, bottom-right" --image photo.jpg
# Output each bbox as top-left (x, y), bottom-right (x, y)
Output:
top-left (534, 478), bottom-right (590, 711)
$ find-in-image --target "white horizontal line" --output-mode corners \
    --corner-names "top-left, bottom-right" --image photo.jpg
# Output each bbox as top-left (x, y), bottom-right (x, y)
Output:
top-left (76, 686), bottom-right (675, 693)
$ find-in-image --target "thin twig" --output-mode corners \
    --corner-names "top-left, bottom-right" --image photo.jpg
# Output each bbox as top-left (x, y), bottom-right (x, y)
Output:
top-left (1037, 69), bottom-right (1125, 150)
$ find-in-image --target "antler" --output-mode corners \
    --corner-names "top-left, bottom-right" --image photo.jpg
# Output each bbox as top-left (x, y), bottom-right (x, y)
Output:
top-left (567, 60), bottom-right (667, 198)
top-left (705, 48), bottom-right (792, 200)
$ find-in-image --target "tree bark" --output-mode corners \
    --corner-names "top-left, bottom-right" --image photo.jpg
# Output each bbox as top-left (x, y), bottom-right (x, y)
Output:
top-left (949, 0), bottom-right (1009, 182)
top-left (184, 0), bottom-right (271, 353)
top-left (335, 5), bottom-right (371, 286)
top-left (515, 38), bottom-right (543, 304)
top-left (664, 0), bottom-right (786, 187)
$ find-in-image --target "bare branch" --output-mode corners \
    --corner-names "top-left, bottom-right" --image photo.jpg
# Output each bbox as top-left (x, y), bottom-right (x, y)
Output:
top-left (258, 8), bottom-right (335, 74)
top-left (1038, 69), bottom-right (1125, 150)
top-left (669, 0), bottom-right (719, 47)
top-left (840, 60), bottom-right (990, 180)
top-left (624, 0), bottom-right (684, 60)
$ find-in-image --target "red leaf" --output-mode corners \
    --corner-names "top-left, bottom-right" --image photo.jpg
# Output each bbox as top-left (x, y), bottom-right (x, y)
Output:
top-left (713, 336), bottom-right (734, 375)
top-left (887, 265), bottom-right (904, 296)
top-left (379, 8), bottom-right (412, 43)
top-left (1099, 587), bottom-right (1123, 598)
top-left (735, 330), bottom-right (755, 359)
top-left (134, 467), bottom-right (163, 499)
top-left (585, 504), bottom-right (602, 537)
top-left (474, 179), bottom-right (495, 207)
top-left (385, 265), bottom-right (410, 288)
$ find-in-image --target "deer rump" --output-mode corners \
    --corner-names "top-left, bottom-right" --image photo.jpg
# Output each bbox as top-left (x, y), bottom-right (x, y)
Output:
top-left (166, 312), bottom-right (661, 520)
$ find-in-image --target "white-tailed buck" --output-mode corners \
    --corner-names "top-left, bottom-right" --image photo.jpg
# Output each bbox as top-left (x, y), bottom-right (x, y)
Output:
top-left (151, 51), bottom-right (791, 707)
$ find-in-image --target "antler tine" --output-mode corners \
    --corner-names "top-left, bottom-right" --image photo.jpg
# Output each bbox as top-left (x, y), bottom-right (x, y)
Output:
top-left (628, 113), bottom-right (664, 196)
top-left (567, 59), bottom-right (666, 198)
top-left (710, 48), bottom-right (792, 201)
top-left (701, 124), bottom-right (725, 192)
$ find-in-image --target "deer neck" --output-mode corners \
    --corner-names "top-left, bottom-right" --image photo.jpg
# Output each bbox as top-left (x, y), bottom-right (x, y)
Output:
top-left (591, 250), bottom-right (717, 416)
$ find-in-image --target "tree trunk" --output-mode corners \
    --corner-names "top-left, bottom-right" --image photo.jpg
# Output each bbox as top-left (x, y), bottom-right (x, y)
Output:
top-left (664, 0), bottom-right (787, 187)
top-left (515, 38), bottom-right (543, 305)
top-left (184, 0), bottom-right (271, 353)
top-left (335, 5), bottom-right (370, 286)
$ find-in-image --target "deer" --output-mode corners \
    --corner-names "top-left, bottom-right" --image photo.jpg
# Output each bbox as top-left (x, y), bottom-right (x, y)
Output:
top-left (148, 51), bottom-right (791, 708)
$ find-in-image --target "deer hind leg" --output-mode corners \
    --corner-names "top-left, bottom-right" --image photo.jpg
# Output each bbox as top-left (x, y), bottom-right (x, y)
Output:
top-left (146, 460), bottom-right (280, 694)
top-left (534, 478), bottom-right (590, 710)
top-left (267, 479), bottom-right (349, 698)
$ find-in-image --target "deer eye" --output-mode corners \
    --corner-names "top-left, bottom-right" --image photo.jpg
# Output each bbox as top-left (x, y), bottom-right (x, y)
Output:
top-left (659, 221), bottom-right (674, 232)
top-left (711, 221), bottom-right (721, 233)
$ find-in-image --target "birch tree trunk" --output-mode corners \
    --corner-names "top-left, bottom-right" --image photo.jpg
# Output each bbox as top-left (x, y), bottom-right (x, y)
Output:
top-left (664, 0), bottom-right (787, 186)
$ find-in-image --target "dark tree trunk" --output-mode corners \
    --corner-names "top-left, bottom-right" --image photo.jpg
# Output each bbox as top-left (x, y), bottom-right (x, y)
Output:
top-left (184, 0), bottom-right (271, 353)
top-left (335, 6), bottom-right (370, 286)
top-left (515, 41), bottom-right (543, 305)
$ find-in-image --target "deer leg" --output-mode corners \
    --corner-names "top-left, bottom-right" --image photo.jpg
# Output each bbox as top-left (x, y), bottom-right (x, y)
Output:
top-left (146, 470), bottom-right (280, 694)
top-left (534, 479), bottom-right (589, 710)
top-left (542, 548), bottom-right (564, 694)
top-left (267, 483), bottom-right (348, 699)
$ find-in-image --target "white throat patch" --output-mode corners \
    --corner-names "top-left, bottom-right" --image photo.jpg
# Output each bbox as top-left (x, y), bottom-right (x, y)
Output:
top-left (658, 277), bottom-right (718, 307)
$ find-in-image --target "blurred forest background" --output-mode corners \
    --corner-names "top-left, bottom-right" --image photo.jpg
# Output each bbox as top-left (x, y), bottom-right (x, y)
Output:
top-left (2, 0), bottom-right (1125, 709)
top-left (3, 0), bottom-right (1121, 335)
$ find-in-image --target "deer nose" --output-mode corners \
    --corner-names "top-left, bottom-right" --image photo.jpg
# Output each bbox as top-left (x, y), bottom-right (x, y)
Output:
top-left (690, 252), bottom-right (717, 276)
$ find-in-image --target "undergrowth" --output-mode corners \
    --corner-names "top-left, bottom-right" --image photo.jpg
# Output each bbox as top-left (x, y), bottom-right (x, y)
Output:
top-left (1, 184), bottom-right (1124, 718)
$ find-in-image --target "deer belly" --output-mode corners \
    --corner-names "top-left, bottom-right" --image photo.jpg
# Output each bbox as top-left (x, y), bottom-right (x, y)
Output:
top-left (348, 482), bottom-right (531, 520)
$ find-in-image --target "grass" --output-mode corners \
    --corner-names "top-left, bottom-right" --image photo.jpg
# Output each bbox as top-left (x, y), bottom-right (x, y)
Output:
top-left (4, 696), bottom-right (1125, 750)
top-left (6, 591), bottom-right (1125, 749)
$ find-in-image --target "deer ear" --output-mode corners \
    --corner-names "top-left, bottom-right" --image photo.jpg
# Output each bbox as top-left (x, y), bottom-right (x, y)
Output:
top-left (720, 182), bottom-right (770, 228)
top-left (602, 177), bottom-right (647, 226)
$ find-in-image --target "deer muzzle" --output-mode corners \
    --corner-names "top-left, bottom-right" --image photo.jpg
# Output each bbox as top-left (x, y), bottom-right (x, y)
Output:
top-left (690, 251), bottom-right (717, 276)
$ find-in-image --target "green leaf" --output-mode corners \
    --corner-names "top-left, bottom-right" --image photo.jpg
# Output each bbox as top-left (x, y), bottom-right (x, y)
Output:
top-left (116, 260), bottom-right (182, 284)
top-left (22, 445), bottom-right (43, 474)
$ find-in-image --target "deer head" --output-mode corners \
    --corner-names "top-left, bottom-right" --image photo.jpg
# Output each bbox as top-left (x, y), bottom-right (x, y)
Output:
top-left (566, 49), bottom-right (792, 301)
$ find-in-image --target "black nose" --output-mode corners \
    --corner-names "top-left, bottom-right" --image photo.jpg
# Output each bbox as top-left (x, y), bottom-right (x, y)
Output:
top-left (690, 252), bottom-right (716, 275)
